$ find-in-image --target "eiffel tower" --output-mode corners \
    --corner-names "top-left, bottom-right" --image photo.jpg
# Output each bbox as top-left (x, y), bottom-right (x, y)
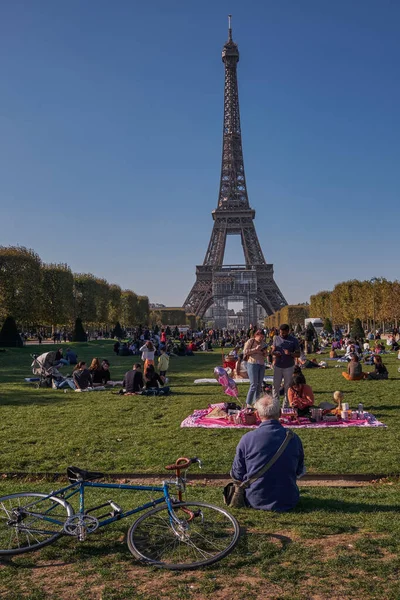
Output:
top-left (183, 17), bottom-right (287, 326)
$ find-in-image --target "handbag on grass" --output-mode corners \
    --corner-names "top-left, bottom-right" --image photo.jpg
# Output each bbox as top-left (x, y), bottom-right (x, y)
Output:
top-left (223, 430), bottom-right (294, 509)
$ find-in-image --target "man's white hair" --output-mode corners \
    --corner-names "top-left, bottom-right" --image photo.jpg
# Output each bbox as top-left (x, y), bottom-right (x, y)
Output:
top-left (254, 395), bottom-right (280, 419)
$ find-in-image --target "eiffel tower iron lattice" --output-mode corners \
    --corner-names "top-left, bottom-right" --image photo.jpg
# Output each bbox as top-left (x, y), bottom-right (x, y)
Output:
top-left (183, 17), bottom-right (287, 324)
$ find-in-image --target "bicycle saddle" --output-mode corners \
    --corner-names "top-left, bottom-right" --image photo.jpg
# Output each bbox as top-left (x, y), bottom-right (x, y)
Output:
top-left (67, 466), bottom-right (105, 483)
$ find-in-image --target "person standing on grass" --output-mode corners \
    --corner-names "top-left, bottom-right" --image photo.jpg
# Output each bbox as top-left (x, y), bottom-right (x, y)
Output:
top-left (243, 329), bottom-right (267, 407)
top-left (140, 340), bottom-right (155, 372)
top-left (231, 395), bottom-right (305, 511)
top-left (272, 324), bottom-right (300, 405)
top-left (158, 347), bottom-right (170, 379)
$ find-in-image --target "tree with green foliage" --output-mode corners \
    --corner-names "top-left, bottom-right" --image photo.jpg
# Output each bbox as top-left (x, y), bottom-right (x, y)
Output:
top-left (0, 316), bottom-right (23, 347)
top-left (121, 291), bottom-right (138, 327)
top-left (137, 296), bottom-right (150, 325)
top-left (0, 246), bottom-right (42, 324)
top-left (149, 310), bottom-right (162, 328)
top-left (41, 263), bottom-right (74, 329)
top-left (73, 274), bottom-right (98, 324)
top-left (323, 318), bottom-right (333, 334)
top-left (350, 318), bottom-right (365, 340)
top-left (112, 322), bottom-right (124, 339)
top-left (108, 285), bottom-right (122, 325)
top-left (72, 317), bottom-right (87, 342)
top-left (94, 278), bottom-right (110, 326)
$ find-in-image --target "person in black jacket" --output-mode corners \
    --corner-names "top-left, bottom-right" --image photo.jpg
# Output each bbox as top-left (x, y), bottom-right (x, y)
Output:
top-left (123, 364), bottom-right (144, 394)
top-left (73, 362), bottom-right (93, 390)
top-left (367, 355), bottom-right (388, 380)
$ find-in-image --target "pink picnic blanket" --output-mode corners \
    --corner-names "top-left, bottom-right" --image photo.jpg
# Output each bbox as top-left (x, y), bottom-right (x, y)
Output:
top-left (180, 403), bottom-right (386, 430)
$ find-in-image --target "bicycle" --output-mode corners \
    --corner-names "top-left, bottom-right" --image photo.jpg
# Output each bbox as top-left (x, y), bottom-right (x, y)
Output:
top-left (0, 457), bottom-right (240, 570)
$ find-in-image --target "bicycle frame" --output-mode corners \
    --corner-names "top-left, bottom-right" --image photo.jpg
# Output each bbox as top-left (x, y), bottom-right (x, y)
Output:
top-left (22, 479), bottom-right (181, 531)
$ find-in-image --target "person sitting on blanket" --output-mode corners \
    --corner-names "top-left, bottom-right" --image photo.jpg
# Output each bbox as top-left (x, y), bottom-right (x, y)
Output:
top-left (231, 395), bottom-right (305, 512)
top-left (234, 353), bottom-right (248, 379)
top-left (73, 361), bottom-right (93, 390)
top-left (143, 365), bottom-right (170, 395)
top-left (367, 355), bottom-right (389, 380)
top-left (123, 363), bottom-right (144, 395)
top-left (287, 375), bottom-right (315, 416)
top-left (342, 354), bottom-right (365, 381)
top-left (144, 365), bottom-right (165, 389)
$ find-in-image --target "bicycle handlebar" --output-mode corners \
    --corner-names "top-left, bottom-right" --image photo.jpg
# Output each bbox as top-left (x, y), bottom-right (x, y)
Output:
top-left (164, 457), bottom-right (202, 471)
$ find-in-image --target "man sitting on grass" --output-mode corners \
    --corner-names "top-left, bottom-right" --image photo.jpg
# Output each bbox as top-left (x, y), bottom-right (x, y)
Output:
top-left (123, 363), bottom-right (143, 395)
top-left (231, 395), bottom-right (305, 512)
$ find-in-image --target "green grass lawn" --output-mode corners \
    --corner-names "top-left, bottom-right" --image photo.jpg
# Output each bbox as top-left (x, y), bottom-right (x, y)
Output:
top-left (0, 341), bottom-right (399, 475)
top-left (0, 480), bottom-right (400, 599)
top-left (1, 341), bottom-right (400, 599)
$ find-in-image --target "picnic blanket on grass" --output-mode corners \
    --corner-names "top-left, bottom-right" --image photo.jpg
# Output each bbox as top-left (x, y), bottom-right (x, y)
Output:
top-left (194, 376), bottom-right (274, 385)
top-left (181, 403), bottom-right (386, 429)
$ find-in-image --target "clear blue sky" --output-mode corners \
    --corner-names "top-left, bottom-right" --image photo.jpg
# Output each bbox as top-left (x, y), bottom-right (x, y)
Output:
top-left (1, 1), bottom-right (399, 306)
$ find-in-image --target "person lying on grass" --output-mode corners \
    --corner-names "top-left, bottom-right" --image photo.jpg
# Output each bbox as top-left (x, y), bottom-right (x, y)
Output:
top-left (231, 395), bottom-right (305, 512)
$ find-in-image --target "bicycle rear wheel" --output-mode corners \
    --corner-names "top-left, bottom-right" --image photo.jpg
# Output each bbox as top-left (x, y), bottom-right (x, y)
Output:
top-left (0, 492), bottom-right (73, 555)
top-left (127, 501), bottom-right (240, 570)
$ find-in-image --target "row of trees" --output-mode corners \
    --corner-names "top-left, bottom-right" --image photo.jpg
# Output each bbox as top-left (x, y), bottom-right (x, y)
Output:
top-left (310, 279), bottom-right (400, 328)
top-left (0, 246), bottom-right (150, 329)
top-left (265, 304), bottom-right (310, 330)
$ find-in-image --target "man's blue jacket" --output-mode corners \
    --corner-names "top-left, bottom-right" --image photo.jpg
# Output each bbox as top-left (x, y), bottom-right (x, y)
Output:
top-left (231, 419), bottom-right (304, 512)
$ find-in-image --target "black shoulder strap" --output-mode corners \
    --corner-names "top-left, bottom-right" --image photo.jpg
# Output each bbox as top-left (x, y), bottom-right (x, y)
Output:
top-left (238, 430), bottom-right (295, 489)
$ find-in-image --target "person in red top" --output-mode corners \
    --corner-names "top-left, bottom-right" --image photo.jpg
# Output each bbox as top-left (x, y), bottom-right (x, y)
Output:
top-left (287, 375), bottom-right (315, 416)
top-left (160, 329), bottom-right (167, 344)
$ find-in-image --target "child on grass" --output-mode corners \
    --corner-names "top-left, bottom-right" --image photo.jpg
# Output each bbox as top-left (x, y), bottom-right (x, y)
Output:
top-left (158, 347), bottom-right (170, 380)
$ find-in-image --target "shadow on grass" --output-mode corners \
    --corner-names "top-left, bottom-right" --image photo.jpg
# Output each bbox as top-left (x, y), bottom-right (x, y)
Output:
top-left (0, 394), bottom-right (71, 407)
top-left (296, 497), bottom-right (400, 513)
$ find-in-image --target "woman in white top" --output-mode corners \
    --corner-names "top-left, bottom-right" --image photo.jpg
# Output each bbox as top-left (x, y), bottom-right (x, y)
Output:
top-left (140, 341), bottom-right (155, 372)
top-left (243, 330), bottom-right (267, 407)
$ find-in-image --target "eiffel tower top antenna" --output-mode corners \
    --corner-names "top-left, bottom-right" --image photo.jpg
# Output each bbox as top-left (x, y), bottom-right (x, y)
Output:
top-left (228, 14), bottom-right (232, 41)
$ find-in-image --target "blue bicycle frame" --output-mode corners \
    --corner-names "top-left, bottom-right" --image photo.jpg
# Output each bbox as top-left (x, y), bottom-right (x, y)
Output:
top-left (26, 479), bottom-right (179, 529)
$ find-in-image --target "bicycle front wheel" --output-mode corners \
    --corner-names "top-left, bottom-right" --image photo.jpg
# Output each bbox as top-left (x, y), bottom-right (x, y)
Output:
top-left (127, 501), bottom-right (240, 570)
top-left (0, 492), bottom-right (74, 555)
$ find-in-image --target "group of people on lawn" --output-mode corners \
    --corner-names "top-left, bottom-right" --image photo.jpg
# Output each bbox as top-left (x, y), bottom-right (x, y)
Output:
top-left (34, 343), bottom-right (170, 394)
top-left (230, 323), bottom-right (392, 513)
top-left (71, 344), bottom-right (170, 393)
top-left (33, 323), bottom-right (392, 515)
